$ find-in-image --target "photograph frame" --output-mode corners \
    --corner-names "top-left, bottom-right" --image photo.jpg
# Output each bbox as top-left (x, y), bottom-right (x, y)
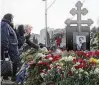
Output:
top-left (73, 32), bottom-right (89, 51)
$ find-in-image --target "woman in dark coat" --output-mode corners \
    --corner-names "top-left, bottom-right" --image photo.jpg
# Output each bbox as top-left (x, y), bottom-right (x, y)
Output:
top-left (1, 13), bottom-right (20, 80)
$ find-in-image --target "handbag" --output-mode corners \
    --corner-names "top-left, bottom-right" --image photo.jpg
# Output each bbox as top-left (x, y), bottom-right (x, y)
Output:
top-left (1, 51), bottom-right (13, 77)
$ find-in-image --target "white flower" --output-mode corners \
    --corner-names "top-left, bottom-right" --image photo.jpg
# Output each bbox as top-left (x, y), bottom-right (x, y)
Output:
top-left (75, 70), bottom-right (79, 74)
top-left (37, 53), bottom-right (45, 58)
top-left (60, 57), bottom-right (67, 61)
top-left (68, 56), bottom-right (76, 61)
top-left (60, 62), bottom-right (63, 66)
top-left (56, 63), bottom-right (59, 65)
top-left (68, 56), bottom-right (73, 61)
top-left (90, 70), bottom-right (94, 74)
top-left (97, 59), bottom-right (99, 64)
top-left (74, 62), bottom-right (80, 66)
top-left (50, 64), bottom-right (53, 68)
top-left (55, 49), bottom-right (63, 54)
top-left (61, 56), bottom-right (75, 62)
top-left (71, 67), bottom-right (76, 72)
top-left (41, 47), bottom-right (48, 52)
top-left (48, 70), bottom-right (50, 72)
top-left (40, 73), bottom-right (45, 78)
top-left (79, 74), bottom-right (82, 78)
top-left (79, 68), bottom-right (84, 73)
top-left (84, 71), bottom-right (89, 75)
top-left (64, 57), bottom-right (68, 61)
top-left (94, 68), bottom-right (99, 74)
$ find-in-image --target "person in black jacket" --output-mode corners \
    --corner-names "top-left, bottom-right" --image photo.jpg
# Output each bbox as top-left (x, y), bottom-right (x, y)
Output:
top-left (1, 13), bottom-right (20, 80)
top-left (16, 25), bottom-right (25, 49)
top-left (16, 24), bottom-right (39, 53)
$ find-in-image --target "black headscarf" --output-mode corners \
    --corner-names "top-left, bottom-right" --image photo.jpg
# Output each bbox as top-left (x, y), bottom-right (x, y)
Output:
top-left (17, 25), bottom-right (25, 36)
top-left (2, 13), bottom-right (14, 28)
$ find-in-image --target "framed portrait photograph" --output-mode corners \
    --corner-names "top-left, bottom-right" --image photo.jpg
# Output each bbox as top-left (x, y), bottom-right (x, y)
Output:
top-left (73, 32), bottom-right (89, 51)
top-left (76, 36), bottom-right (86, 50)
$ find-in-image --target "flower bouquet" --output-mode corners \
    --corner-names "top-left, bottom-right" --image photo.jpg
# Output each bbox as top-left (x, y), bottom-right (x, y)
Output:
top-left (18, 48), bottom-right (99, 85)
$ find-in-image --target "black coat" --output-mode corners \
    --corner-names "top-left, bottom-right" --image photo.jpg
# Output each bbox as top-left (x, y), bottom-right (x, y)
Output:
top-left (16, 33), bottom-right (39, 50)
top-left (1, 19), bottom-right (19, 63)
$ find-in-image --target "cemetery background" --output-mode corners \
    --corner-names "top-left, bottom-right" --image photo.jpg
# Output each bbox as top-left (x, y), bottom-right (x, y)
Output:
top-left (29, 1), bottom-right (99, 51)
top-left (1, 0), bottom-right (99, 85)
top-left (28, 0), bottom-right (99, 51)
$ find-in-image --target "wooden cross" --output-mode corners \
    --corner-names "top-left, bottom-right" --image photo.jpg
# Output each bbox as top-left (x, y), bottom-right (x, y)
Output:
top-left (65, 1), bottom-right (93, 32)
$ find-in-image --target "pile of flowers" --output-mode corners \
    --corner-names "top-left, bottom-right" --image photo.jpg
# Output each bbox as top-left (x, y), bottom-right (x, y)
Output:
top-left (18, 49), bottom-right (99, 85)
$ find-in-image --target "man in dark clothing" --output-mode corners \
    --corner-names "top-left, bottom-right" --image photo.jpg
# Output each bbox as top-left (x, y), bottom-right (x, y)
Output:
top-left (1, 13), bottom-right (20, 80)
top-left (16, 25), bottom-right (25, 49)
top-left (16, 25), bottom-right (39, 53)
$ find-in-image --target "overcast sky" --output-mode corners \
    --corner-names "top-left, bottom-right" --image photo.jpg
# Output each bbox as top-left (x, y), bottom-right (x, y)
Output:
top-left (0, 0), bottom-right (99, 34)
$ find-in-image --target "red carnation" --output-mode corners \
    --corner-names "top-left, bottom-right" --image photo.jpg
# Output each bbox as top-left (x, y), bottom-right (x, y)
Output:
top-left (95, 51), bottom-right (99, 56)
top-left (76, 51), bottom-right (84, 56)
top-left (51, 55), bottom-right (60, 62)
top-left (73, 58), bottom-right (86, 69)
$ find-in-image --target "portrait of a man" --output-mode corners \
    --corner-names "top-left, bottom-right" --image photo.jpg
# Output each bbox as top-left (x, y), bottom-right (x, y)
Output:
top-left (76, 36), bottom-right (86, 51)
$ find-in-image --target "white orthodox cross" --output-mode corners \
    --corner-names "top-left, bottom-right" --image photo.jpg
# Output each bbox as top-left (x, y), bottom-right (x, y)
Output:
top-left (65, 1), bottom-right (93, 32)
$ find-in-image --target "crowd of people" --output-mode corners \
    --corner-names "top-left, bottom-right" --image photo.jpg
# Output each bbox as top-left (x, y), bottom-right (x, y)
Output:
top-left (1, 13), bottom-right (64, 83)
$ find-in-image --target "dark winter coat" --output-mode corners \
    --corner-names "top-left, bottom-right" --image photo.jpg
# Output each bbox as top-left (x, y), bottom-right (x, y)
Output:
top-left (1, 19), bottom-right (19, 63)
